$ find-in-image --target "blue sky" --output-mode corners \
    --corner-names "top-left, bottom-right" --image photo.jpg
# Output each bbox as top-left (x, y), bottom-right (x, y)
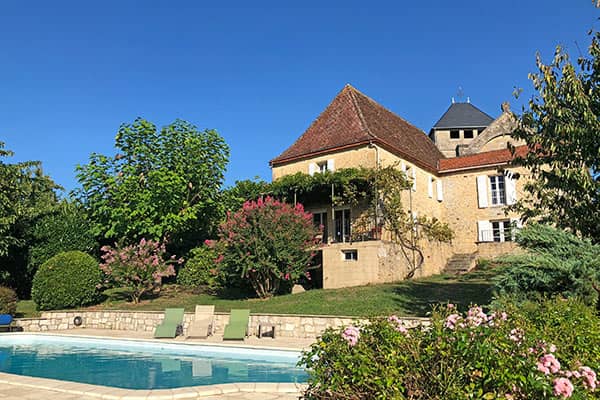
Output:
top-left (1, 1), bottom-right (597, 193)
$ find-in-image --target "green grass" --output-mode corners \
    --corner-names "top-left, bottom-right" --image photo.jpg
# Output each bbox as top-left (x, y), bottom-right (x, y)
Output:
top-left (16, 265), bottom-right (504, 318)
top-left (16, 300), bottom-right (40, 318)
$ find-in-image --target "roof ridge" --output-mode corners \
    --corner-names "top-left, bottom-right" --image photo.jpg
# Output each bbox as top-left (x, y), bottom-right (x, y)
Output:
top-left (346, 86), bottom-right (377, 140)
top-left (351, 86), bottom-right (431, 138)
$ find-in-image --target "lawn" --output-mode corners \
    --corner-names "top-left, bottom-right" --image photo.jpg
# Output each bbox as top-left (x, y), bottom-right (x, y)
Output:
top-left (16, 264), bottom-right (503, 318)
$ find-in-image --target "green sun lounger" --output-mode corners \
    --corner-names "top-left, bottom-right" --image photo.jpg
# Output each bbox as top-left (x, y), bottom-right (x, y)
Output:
top-left (154, 308), bottom-right (185, 338)
top-left (223, 309), bottom-right (250, 340)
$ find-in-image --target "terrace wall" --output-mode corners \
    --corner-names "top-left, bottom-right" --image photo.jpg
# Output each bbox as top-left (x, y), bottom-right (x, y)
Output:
top-left (15, 311), bottom-right (427, 339)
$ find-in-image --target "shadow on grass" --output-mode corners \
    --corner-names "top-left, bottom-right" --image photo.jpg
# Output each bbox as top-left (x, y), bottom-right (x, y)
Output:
top-left (393, 281), bottom-right (496, 317)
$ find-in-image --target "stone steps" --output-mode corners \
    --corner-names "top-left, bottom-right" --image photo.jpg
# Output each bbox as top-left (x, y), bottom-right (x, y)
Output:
top-left (444, 253), bottom-right (478, 275)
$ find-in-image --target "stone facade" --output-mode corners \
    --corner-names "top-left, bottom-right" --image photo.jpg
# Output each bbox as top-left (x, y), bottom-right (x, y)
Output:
top-left (14, 311), bottom-right (429, 339)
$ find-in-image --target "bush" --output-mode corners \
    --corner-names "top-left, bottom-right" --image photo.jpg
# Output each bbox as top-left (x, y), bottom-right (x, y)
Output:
top-left (495, 224), bottom-right (600, 307)
top-left (301, 298), bottom-right (599, 399)
top-left (100, 239), bottom-right (181, 303)
top-left (28, 202), bottom-right (96, 275)
top-left (177, 245), bottom-right (221, 292)
top-left (0, 286), bottom-right (17, 315)
top-left (31, 251), bottom-right (102, 311)
top-left (215, 196), bottom-right (319, 298)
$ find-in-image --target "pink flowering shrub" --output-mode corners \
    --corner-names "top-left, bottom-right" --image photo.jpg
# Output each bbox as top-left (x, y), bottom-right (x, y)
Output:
top-left (100, 238), bottom-right (181, 303)
top-left (213, 197), bottom-right (319, 298)
top-left (300, 298), bottom-right (600, 399)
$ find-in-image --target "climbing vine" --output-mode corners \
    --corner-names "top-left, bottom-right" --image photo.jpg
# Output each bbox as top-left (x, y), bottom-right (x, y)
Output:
top-left (269, 166), bottom-right (454, 278)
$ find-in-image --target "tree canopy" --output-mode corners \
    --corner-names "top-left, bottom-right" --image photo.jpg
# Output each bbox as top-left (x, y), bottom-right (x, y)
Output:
top-left (511, 28), bottom-right (600, 240)
top-left (75, 118), bottom-right (229, 252)
top-left (0, 141), bottom-right (59, 293)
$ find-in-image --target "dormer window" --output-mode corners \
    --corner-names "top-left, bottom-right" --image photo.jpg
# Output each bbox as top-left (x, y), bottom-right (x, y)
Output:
top-left (450, 130), bottom-right (460, 139)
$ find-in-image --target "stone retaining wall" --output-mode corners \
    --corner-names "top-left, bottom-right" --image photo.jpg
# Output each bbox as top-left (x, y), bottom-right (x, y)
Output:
top-left (15, 311), bottom-right (427, 339)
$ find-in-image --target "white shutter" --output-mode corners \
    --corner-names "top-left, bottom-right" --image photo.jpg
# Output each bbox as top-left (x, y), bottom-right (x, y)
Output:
top-left (436, 180), bottom-right (443, 202)
top-left (476, 175), bottom-right (489, 208)
top-left (412, 168), bottom-right (417, 192)
top-left (505, 171), bottom-right (517, 205)
top-left (477, 220), bottom-right (493, 242)
top-left (401, 161), bottom-right (406, 172)
top-left (327, 159), bottom-right (335, 172)
top-left (510, 217), bottom-right (523, 240)
top-left (427, 176), bottom-right (433, 198)
top-left (308, 163), bottom-right (316, 176)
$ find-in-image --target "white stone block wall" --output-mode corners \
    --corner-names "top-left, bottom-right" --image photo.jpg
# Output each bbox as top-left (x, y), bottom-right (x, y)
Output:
top-left (14, 311), bottom-right (428, 339)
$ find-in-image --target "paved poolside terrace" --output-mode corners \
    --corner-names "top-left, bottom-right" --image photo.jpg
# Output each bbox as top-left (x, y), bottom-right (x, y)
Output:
top-left (0, 329), bottom-right (313, 399)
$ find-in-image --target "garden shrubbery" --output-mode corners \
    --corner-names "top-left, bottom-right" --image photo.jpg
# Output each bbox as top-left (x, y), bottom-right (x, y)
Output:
top-left (301, 297), bottom-right (599, 399)
top-left (100, 239), bottom-right (181, 303)
top-left (31, 251), bottom-right (102, 311)
top-left (0, 286), bottom-right (17, 315)
top-left (177, 245), bottom-right (221, 292)
top-left (495, 224), bottom-right (600, 307)
top-left (213, 197), bottom-right (319, 298)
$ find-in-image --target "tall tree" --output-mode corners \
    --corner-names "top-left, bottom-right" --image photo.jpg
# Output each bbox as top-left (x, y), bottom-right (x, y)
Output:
top-left (75, 118), bottom-right (229, 253)
top-left (511, 25), bottom-right (600, 240)
top-left (0, 141), bottom-right (59, 294)
top-left (221, 178), bottom-right (269, 215)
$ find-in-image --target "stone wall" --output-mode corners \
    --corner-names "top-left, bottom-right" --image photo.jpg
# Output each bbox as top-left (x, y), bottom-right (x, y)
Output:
top-left (14, 310), bottom-right (428, 339)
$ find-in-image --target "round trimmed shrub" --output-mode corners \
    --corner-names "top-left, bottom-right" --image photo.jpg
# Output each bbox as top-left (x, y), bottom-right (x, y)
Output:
top-left (31, 251), bottom-right (102, 311)
top-left (0, 286), bottom-right (17, 315)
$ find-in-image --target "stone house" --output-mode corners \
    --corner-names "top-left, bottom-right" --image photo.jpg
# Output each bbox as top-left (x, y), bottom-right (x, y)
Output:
top-left (270, 85), bottom-right (528, 289)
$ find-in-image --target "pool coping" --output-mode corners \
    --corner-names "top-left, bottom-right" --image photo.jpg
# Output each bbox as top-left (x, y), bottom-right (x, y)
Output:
top-left (0, 332), bottom-right (307, 399)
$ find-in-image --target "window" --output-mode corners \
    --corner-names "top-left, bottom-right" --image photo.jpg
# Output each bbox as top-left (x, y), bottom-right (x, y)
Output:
top-left (334, 209), bottom-right (351, 243)
top-left (310, 159), bottom-right (334, 175)
top-left (313, 212), bottom-right (328, 244)
top-left (450, 130), bottom-right (460, 139)
top-left (463, 129), bottom-right (474, 138)
top-left (317, 161), bottom-right (328, 173)
top-left (492, 220), bottom-right (512, 242)
top-left (342, 250), bottom-right (358, 261)
top-left (489, 175), bottom-right (507, 206)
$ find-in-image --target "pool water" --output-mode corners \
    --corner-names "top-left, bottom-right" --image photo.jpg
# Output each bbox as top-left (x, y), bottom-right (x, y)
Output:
top-left (0, 335), bottom-right (307, 389)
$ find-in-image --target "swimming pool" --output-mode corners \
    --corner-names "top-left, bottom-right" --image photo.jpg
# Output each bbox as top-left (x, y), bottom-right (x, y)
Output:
top-left (0, 334), bottom-right (307, 389)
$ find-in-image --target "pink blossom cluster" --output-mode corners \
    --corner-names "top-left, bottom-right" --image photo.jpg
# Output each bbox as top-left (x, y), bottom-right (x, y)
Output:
top-left (444, 313), bottom-right (462, 330)
top-left (537, 354), bottom-right (561, 375)
top-left (553, 377), bottom-right (574, 398)
top-left (444, 306), bottom-right (508, 331)
top-left (100, 238), bottom-right (179, 284)
top-left (534, 348), bottom-right (597, 398)
top-left (387, 315), bottom-right (409, 335)
top-left (508, 328), bottom-right (524, 344)
top-left (466, 306), bottom-right (488, 327)
top-left (341, 326), bottom-right (360, 347)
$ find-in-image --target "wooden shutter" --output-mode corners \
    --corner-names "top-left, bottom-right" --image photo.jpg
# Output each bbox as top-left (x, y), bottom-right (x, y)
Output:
top-left (476, 175), bottom-right (489, 208)
top-left (427, 176), bottom-right (433, 198)
top-left (308, 163), bottom-right (316, 176)
top-left (477, 220), bottom-right (493, 242)
top-left (436, 180), bottom-right (443, 202)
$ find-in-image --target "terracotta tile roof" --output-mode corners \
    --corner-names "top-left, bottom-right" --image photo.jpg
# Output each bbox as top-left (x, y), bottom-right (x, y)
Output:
top-left (439, 145), bottom-right (528, 172)
top-left (270, 84), bottom-right (444, 172)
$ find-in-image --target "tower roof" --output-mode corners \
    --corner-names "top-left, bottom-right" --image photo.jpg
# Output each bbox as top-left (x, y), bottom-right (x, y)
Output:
top-left (270, 84), bottom-right (444, 171)
top-left (432, 102), bottom-right (494, 130)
